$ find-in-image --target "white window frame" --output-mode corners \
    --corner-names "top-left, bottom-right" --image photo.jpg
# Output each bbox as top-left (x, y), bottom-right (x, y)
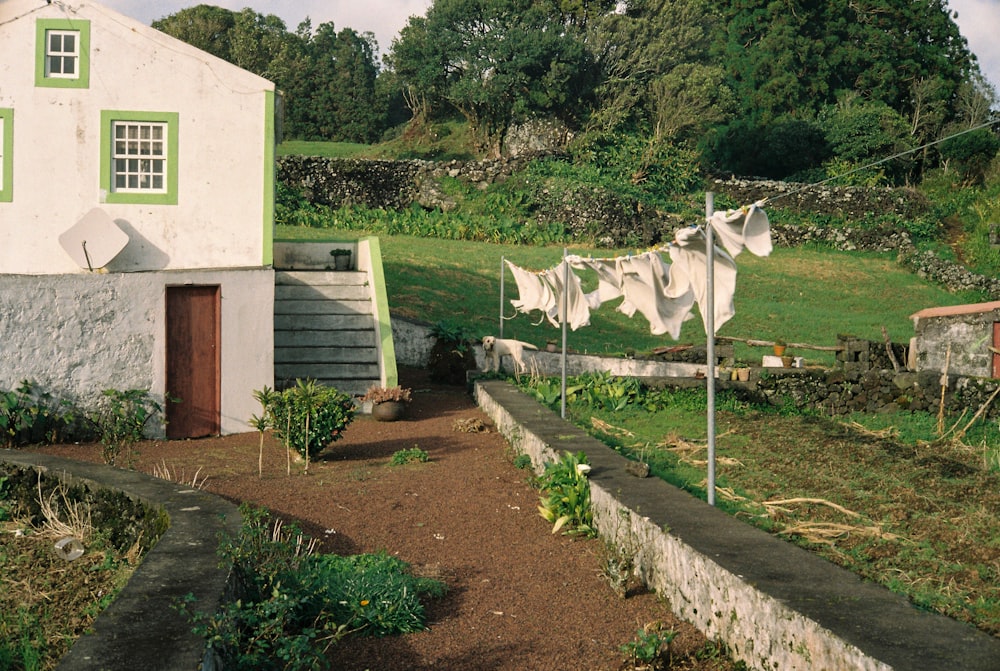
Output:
top-left (45, 29), bottom-right (79, 79)
top-left (100, 111), bottom-right (178, 205)
top-left (112, 121), bottom-right (168, 193)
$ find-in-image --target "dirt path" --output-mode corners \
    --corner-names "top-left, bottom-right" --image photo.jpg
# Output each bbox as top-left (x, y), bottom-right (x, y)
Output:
top-left (32, 368), bottom-right (737, 670)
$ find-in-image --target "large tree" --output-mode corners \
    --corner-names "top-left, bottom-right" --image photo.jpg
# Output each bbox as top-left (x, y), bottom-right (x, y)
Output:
top-left (154, 6), bottom-right (385, 142)
top-left (389, 0), bottom-right (597, 157)
top-left (715, 0), bottom-right (977, 124)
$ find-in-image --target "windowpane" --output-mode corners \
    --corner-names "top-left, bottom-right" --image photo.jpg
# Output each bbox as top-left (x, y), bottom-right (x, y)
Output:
top-left (44, 30), bottom-right (79, 80)
top-left (110, 120), bottom-right (169, 194)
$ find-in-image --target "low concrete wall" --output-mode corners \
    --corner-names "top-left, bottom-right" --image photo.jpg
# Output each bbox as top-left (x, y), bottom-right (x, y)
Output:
top-left (473, 379), bottom-right (1000, 671)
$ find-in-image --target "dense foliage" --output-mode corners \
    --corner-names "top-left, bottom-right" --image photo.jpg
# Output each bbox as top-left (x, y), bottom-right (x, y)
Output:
top-left (154, 1), bottom-right (999, 183)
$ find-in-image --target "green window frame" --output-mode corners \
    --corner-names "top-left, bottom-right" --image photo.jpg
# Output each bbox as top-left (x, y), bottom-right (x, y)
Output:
top-left (0, 109), bottom-right (12, 203)
top-left (100, 110), bottom-right (179, 205)
top-left (35, 19), bottom-right (91, 89)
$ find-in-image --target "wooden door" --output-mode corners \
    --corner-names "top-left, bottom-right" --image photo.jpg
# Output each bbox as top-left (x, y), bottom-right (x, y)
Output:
top-left (994, 322), bottom-right (1000, 379)
top-left (166, 286), bottom-right (221, 438)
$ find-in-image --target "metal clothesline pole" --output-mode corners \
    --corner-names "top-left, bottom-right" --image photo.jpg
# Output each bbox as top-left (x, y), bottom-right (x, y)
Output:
top-left (499, 256), bottom-right (505, 339)
top-left (560, 247), bottom-right (568, 419)
top-left (705, 192), bottom-right (717, 507)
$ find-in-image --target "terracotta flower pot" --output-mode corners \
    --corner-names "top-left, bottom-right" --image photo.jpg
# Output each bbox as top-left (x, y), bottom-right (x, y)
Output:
top-left (773, 345), bottom-right (786, 356)
top-left (372, 400), bottom-right (406, 422)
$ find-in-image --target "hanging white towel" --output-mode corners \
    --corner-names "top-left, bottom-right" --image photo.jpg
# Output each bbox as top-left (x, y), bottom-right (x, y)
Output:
top-left (505, 259), bottom-right (556, 316)
top-left (617, 252), bottom-right (694, 338)
top-left (710, 200), bottom-right (772, 258)
top-left (667, 227), bottom-right (738, 334)
top-left (541, 261), bottom-right (592, 331)
top-left (568, 256), bottom-right (625, 309)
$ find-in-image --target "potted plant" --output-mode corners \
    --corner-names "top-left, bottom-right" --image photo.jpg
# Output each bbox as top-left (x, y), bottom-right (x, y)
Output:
top-left (330, 247), bottom-right (352, 270)
top-left (772, 339), bottom-right (787, 356)
top-left (361, 385), bottom-right (412, 422)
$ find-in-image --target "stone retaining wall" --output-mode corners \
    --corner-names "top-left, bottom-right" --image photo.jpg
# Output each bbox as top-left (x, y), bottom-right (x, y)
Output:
top-left (280, 157), bottom-right (999, 297)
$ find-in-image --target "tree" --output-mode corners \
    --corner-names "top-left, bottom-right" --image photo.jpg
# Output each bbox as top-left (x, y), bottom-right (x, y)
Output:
top-left (715, 0), bottom-right (977, 126)
top-left (389, 0), bottom-right (596, 157)
top-left (586, 0), bottom-right (726, 138)
top-left (152, 4), bottom-right (235, 60)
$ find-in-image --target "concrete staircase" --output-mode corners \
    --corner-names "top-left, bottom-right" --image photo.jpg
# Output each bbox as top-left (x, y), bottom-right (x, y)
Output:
top-left (273, 270), bottom-right (380, 397)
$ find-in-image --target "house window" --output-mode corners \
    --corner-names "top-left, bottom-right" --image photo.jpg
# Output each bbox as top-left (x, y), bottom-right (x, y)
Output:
top-left (100, 111), bottom-right (179, 205)
top-left (35, 19), bottom-right (90, 88)
top-left (0, 109), bottom-right (11, 203)
top-left (46, 30), bottom-right (78, 78)
top-left (113, 122), bottom-right (167, 192)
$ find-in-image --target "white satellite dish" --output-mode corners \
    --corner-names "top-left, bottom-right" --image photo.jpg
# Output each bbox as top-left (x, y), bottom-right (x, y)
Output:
top-left (58, 207), bottom-right (130, 270)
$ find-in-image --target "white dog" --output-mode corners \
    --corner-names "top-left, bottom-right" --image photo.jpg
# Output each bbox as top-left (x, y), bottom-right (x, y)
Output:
top-left (482, 336), bottom-right (538, 374)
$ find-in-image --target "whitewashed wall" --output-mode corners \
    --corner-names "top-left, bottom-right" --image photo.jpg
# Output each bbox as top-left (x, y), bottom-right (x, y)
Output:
top-left (0, 0), bottom-right (275, 274)
top-left (0, 270), bottom-right (274, 437)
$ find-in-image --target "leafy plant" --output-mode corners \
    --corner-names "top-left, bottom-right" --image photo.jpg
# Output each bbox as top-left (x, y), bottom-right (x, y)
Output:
top-left (0, 380), bottom-right (71, 448)
top-left (178, 505), bottom-right (446, 670)
top-left (260, 380), bottom-right (355, 463)
top-left (620, 627), bottom-right (678, 666)
top-left (537, 451), bottom-right (596, 537)
top-left (390, 447), bottom-right (429, 465)
top-left (85, 389), bottom-right (163, 467)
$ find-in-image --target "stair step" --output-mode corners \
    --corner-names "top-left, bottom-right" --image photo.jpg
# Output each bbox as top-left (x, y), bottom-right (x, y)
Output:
top-left (274, 330), bottom-right (377, 348)
top-left (275, 347), bottom-right (377, 364)
top-left (276, 270), bottom-right (367, 286)
top-left (275, 314), bottom-right (375, 331)
top-left (275, 299), bottom-right (371, 316)
top-left (276, 284), bottom-right (372, 301)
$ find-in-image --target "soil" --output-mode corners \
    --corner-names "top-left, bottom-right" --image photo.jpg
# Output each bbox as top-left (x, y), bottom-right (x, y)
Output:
top-left (25, 367), bottom-right (739, 671)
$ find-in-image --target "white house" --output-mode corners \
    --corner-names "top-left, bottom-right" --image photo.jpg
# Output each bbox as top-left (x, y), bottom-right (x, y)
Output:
top-left (0, 0), bottom-right (277, 437)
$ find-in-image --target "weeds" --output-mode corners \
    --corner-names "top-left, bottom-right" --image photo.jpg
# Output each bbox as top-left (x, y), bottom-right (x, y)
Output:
top-left (390, 446), bottom-right (429, 465)
top-left (178, 505), bottom-right (446, 670)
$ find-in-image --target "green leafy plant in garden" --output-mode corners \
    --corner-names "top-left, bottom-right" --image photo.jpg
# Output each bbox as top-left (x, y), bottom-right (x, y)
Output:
top-left (537, 451), bottom-right (596, 537)
top-left (259, 379), bottom-right (355, 466)
top-left (0, 380), bottom-right (72, 448)
top-left (620, 627), bottom-right (678, 667)
top-left (178, 505), bottom-right (445, 671)
top-left (390, 446), bottom-right (429, 465)
top-left (85, 389), bottom-right (163, 467)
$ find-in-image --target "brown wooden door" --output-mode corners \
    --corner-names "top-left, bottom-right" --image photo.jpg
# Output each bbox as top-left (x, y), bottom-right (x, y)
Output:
top-left (994, 322), bottom-right (1000, 379)
top-left (166, 286), bottom-right (221, 438)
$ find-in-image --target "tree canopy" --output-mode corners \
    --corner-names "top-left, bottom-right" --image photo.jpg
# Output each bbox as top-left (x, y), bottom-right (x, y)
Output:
top-left (153, 0), bottom-right (997, 181)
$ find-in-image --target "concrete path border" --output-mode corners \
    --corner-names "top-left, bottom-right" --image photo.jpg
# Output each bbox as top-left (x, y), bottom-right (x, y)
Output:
top-left (473, 379), bottom-right (1000, 671)
top-left (0, 451), bottom-right (240, 671)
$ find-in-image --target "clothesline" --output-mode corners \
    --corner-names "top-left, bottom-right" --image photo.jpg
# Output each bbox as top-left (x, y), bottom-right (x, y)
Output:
top-left (500, 200), bottom-right (772, 338)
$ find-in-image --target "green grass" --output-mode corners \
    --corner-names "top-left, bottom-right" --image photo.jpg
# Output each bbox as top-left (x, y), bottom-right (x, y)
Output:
top-left (277, 140), bottom-right (371, 158)
top-left (277, 225), bottom-right (982, 365)
top-left (543, 383), bottom-right (1000, 636)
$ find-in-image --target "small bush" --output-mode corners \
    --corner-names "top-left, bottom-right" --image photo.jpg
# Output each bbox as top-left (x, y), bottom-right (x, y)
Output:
top-left (86, 389), bottom-right (162, 467)
top-left (537, 451), bottom-right (596, 537)
top-left (179, 505), bottom-right (445, 671)
top-left (390, 447), bottom-right (429, 465)
top-left (264, 380), bottom-right (355, 460)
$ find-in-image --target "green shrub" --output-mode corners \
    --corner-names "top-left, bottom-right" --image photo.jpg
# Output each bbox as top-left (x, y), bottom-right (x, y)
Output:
top-left (179, 505), bottom-right (446, 671)
top-left (0, 380), bottom-right (73, 448)
top-left (390, 447), bottom-right (429, 465)
top-left (85, 389), bottom-right (162, 467)
top-left (264, 380), bottom-right (355, 460)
